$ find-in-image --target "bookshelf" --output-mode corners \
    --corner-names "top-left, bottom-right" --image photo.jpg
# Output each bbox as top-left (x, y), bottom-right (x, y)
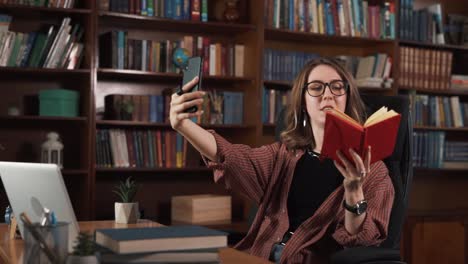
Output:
top-left (0, 0), bottom-right (468, 261)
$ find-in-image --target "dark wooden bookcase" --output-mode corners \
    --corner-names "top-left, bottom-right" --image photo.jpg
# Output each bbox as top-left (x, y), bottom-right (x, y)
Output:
top-left (1, 0), bottom-right (468, 262)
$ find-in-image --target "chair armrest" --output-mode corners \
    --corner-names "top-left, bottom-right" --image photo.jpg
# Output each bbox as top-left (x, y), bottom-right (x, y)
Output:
top-left (330, 247), bottom-right (405, 264)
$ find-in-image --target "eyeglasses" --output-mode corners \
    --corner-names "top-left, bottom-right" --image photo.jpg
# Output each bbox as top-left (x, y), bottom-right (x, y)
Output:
top-left (304, 80), bottom-right (349, 97)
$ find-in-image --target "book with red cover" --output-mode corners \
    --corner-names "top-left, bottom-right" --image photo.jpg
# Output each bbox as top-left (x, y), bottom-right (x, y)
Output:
top-left (321, 106), bottom-right (401, 165)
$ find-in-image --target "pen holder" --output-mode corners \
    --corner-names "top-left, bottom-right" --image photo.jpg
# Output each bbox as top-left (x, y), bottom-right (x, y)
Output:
top-left (24, 222), bottom-right (69, 264)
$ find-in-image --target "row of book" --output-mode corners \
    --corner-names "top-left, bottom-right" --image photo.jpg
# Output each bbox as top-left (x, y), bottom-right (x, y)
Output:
top-left (99, 32), bottom-right (245, 77)
top-left (399, 1), bottom-right (444, 44)
top-left (0, 15), bottom-right (84, 69)
top-left (410, 94), bottom-right (466, 128)
top-left (105, 94), bottom-right (170, 123)
top-left (262, 87), bottom-right (290, 124)
top-left (96, 128), bottom-right (200, 169)
top-left (263, 48), bottom-right (393, 88)
top-left (196, 90), bottom-right (244, 125)
top-left (103, 90), bottom-right (244, 125)
top-left (337, 53), bottom-right (392, 88)
top-left (264, 0), bottom-right (395, 39)
top-left (99, 0), bottom-right (208, 22)
top-left (413, 131), bottom-right (468, 169)
top-left (0, 0), bottom-right (75, 8)
top-left (399, 46), bottom-right (452, 91)
top-left (263, 49), bottom-right (319, 82)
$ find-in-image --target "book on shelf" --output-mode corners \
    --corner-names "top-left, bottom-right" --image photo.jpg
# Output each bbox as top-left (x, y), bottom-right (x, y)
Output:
top-left (264, 0), bottom-right (395, 39)
top-left (95, 225), bottom-right (227, 255)
top-left (99, 0), bottom-right (209, 22)
top-left (321, 106), bottom-right (401, 165)
top-left (98, 32), bottom-right (244, 77)
top-left (0, 0), bottom-right (75, 8)
top-left (399, 46), bottom-right (453, 90)
top-left (0, 16), bottom-right (84, 69)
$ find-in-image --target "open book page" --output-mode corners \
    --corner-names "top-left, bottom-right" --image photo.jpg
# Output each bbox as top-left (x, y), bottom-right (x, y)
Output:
top-left (364, 106), bottom-right (399, 127)
top-left (328, 109), bottom-right (361, 128)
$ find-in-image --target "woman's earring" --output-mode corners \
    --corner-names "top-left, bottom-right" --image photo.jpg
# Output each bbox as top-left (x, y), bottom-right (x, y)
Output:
top-left (293, 110), bottom-right (298, 129)
top-left (303, 110), bottom-right (307, 127)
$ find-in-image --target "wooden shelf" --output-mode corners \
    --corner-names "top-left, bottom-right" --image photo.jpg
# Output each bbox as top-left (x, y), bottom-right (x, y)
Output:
top-left (265, 28), bottom-right (395, 46)
top-left (414, 168), bottom-right (468, 175)
top-left (414, 126), bottom-right (468, 132)
top-left (0, 67), bottom-right (90, 78)
top-left (95, 167), bottom-right (211, 173)
top-left (399, 86), bottom-right (468, 96)
top-left (399, 40), bottom-right (468, 51)
top-left (263, 80), bottom-right (292, 89)
top-left (62, 169), bottom-right (88, 175)
top-left (96, 120), bottom-right (251, 129)
top-left (0, 4), bottom-right (91, 15)
top-left (0, 115), bottom-right (87, 122)
top-left (98, 12), bottom-right (256, 35)
top-left (97, 69), bottom-right (253, 83)
top-left (263, 80), bottom-right (392, 93)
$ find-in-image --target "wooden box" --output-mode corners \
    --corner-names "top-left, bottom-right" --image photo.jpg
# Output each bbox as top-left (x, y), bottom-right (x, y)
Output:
top-left (171, 194), bottom-right (231, 224)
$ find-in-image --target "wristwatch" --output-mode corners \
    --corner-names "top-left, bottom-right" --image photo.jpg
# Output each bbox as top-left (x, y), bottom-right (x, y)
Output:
top-left (343, 199), bottom-right (368, 215)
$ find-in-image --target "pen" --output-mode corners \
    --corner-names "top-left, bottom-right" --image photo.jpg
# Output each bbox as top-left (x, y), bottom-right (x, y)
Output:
top-left (20, 212), bottom-right (60, 264)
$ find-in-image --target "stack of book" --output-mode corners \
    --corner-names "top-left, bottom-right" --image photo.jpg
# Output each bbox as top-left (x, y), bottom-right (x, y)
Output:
top-left (95, 225), bottom-right (227, 263)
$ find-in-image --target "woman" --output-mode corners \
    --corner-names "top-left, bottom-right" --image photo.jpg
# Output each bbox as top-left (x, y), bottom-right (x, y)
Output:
top-left (169, 57), bottom-right (394, 263)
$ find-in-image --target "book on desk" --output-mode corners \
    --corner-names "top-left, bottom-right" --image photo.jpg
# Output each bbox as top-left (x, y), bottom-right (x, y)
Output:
top-left (95, 225), bottom-right (227, 263)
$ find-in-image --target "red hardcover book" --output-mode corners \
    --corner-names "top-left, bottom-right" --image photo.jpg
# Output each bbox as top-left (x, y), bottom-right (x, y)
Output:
top-left (321, 106), bottom-right (401, 165)
top-left (191, 0), bottom-right (201, 21)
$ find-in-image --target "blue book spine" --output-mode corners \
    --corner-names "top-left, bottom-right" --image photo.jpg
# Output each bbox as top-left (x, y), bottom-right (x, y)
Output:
top-left (147, 130), bottom-right (155, 168)
top-left (352, 0), bottom-right (360, 36)
top-left (237, 93), bottom-right (244, 124)
top-left (149, 95), bottom-right (157, 122)
top-left (182, 0), bottom-right (191, 20)
top-left (156, 96), bottom-right (164, 123)
top-left (165, 0), bottom-right (173, 18)
top-left (141, 0), bottom-right (148, 16)
top-left (20, 32), bottom-right (37, 67)
top-left (289, 0), bottom-right (294, 30)
top-left (117, 31), bottom-right (125, 69)
top-left (174, 0), bottom-right (182, 20)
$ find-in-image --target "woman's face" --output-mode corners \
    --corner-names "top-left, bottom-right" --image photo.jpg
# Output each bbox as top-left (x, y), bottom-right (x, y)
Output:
top-left (304, 64), bottom-right (348, 129)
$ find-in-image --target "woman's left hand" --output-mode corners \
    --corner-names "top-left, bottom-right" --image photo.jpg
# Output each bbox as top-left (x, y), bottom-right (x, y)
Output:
top-left (334, 146), bottom-right (371, 192)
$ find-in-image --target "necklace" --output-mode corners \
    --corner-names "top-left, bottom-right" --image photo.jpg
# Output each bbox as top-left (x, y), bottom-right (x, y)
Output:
top-left (307, 148), bottom-right (320, 158)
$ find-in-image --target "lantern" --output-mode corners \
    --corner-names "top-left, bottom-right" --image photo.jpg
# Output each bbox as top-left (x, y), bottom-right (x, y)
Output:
top-left (41, 132), bottom-right (64, 169)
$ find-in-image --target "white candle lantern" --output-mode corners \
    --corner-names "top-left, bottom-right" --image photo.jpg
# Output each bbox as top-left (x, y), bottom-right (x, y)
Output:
top-left (41, 132), bottom-right (64, 169)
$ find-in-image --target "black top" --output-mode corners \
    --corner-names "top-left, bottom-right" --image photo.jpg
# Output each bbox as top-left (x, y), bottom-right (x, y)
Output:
top-left (287, 150), bottom-right (343, 231)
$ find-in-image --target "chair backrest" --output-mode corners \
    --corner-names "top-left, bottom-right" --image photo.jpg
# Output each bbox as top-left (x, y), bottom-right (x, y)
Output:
top-left (275, 94), bottom-right (413, 249)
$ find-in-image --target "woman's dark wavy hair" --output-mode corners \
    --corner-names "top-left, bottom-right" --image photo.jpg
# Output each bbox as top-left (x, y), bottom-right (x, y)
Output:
top-left (280, 57), bottom-right (367, 151)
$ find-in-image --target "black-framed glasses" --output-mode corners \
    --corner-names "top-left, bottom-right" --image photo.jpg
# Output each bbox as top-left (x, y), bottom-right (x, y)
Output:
top-left (304, 80), bottom-right (349, 97)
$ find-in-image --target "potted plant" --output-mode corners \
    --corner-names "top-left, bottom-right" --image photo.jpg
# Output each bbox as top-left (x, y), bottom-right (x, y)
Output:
top-left (113, 177), bottom-right (139, 224)
top-left (66, 232), bottom-right (99, 264)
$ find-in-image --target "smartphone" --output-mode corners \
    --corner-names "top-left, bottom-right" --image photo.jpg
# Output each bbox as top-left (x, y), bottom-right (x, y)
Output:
top-left (180, 56), bottom-right (203, 113)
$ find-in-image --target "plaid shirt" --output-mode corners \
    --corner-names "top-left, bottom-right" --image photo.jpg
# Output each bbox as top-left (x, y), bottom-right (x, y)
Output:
top-left (203, 131), bottom-right (394, 264)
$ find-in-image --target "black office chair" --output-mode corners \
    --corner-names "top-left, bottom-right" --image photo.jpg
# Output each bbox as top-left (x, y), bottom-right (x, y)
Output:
top-left (273, 94), bottom-right (413, 264)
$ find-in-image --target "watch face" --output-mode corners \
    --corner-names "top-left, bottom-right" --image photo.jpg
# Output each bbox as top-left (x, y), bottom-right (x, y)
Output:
top-left (356, 201), bottom-right (368, 215)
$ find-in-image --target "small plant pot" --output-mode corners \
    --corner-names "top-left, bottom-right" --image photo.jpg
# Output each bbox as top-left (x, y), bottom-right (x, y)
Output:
top-left (115, 202), bottom-right (139, 224)
top-left (66, 255), bottom-right (99, 264)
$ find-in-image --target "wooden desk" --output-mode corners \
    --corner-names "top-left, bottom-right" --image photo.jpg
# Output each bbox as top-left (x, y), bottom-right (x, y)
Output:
top-left (0, 220), bottom-right (270, 264)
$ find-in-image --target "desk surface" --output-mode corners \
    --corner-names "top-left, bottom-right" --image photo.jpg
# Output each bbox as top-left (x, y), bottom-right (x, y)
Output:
top-left (0, 220), bottom-right (270, 264)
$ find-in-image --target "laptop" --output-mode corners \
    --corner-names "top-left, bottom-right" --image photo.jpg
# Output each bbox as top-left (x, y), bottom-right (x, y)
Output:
top-left (0, 162), bottom-right (79, 251)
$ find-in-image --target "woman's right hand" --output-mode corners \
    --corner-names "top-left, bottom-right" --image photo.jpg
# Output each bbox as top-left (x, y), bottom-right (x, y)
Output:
top-left (169, 76), bottom-right (205, 131)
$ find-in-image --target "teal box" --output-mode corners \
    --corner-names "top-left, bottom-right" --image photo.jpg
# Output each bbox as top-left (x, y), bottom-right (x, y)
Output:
top-left (39, 89), bottom-right (80, 117)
